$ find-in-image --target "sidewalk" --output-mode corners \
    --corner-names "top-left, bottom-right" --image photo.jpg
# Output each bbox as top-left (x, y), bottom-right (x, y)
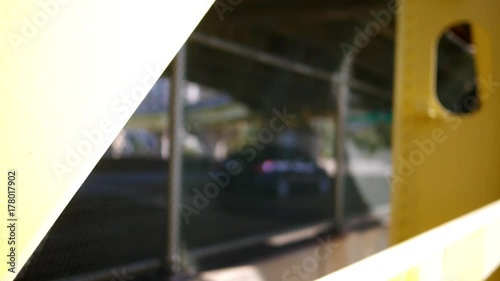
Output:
top-left (199, 226), bottom-right (388, 281)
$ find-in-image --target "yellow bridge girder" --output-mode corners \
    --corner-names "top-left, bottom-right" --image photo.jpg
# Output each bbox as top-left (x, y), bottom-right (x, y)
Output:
top-left (391, 0), bottom-right (500, 243)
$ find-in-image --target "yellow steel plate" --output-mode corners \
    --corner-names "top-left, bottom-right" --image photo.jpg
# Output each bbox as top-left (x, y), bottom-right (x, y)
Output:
top-left (391, 0), bottom-right (500, 243)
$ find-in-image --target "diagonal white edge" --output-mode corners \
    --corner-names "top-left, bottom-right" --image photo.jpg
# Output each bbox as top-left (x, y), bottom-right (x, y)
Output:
top-left (0, 1), bottom-right (214, 280)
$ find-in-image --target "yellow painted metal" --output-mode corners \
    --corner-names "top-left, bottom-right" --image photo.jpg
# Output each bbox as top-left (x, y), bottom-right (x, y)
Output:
top-left (391, 0), bottom-right (500, 249)
top-left (316, 200), bottom-right (500, 280)
top-left (0, 1), bottom-right (213, 280)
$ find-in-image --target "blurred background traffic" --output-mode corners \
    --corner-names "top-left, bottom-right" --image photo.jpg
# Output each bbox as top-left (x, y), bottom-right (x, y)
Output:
top-left (14, 0), bottom-right (477, 280)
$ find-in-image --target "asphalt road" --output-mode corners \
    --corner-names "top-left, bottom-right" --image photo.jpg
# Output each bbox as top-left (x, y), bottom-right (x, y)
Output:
top-left (15, 159), bottom-right (367, 281)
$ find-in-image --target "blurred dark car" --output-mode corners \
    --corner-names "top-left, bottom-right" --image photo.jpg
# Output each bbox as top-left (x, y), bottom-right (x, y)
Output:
top-left (216, 145), bottom-right (331, 208)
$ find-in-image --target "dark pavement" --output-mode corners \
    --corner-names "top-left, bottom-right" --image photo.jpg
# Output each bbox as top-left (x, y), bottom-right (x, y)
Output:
top-left (15, 159), bottom-right (368, 281)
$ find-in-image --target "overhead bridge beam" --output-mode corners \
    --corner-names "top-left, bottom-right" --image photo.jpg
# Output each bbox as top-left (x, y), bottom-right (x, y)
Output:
top-left (189, 32), bottom-right (390, 100)
top-left (230, 0), bottom-right (385, 22)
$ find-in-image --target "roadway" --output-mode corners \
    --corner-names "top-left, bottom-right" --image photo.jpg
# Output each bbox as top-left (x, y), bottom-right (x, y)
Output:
top-left (15, 158), bottom-right (370, 281)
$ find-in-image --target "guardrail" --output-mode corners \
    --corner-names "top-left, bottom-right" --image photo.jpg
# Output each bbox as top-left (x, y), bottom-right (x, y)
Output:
top-left (316, 200), bottom-right (500, 281)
